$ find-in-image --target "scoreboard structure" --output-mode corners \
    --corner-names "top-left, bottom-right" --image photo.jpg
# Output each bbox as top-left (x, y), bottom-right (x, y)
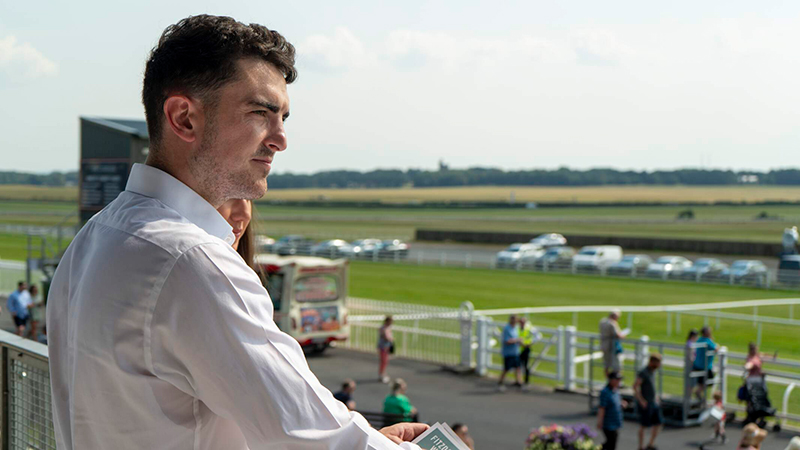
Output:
top-left (79, 117), bottom-right (149, 224)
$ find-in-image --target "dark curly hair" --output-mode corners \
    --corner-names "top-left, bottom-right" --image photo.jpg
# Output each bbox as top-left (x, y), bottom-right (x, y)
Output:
top-left (142, 15), bottom-right (297, 149)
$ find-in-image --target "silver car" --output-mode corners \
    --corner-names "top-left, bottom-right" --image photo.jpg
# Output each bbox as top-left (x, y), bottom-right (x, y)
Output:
top-left (645, 256), bottom-right (693, 279)
top-left (607, 254), bottom-right (653, 276)
top-left (720, 260), bottom-right (769, 286)
top-left (679, 258), bottom-right (728, 281)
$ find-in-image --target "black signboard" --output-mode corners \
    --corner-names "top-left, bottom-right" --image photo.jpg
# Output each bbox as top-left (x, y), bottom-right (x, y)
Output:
top-left (80, 161), bottom-right (129, 210)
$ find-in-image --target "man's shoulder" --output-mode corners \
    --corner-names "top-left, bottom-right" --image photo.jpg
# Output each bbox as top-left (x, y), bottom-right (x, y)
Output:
top-left (90, 192), bottom-right (222, 258)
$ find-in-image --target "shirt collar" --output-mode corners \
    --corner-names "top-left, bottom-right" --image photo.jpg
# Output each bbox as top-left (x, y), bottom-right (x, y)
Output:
top-left (125, 163), bottom-right (235, 245)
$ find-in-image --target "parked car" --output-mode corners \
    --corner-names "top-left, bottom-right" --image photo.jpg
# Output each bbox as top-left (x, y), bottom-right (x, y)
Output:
top-left (778, 255), bottom-right (800, 286)
top-left (534, 246), bottom-right (575, 269)
top-left (645, 256), bottom-right (693, 279)
top-left (341, 238), bottom-right (383, 258)
top-left (273, 235), bottom-right (314, 256)
top-left (678, 258), bottom-right (728, 281)
top-left (607, 254), bottom-right (653, 276)
top-left (310, 239), bottom-right (351, 258)
top-left (255, 235), bottom-right (276, 253)
top-left (377, 239), bottom-right (410, 259)
top-left (496, 243), bottom-right (545, 268)
top-left (571, 245), bottom-right (623, 270)
top-left (529, 233), bottom-right (567, 248)
top-left (721, 260), bottom-right (769, 286)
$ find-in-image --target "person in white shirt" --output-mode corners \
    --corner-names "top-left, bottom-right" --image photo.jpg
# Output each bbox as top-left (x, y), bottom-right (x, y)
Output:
top-left (47, 14), bottom-right (427, 450)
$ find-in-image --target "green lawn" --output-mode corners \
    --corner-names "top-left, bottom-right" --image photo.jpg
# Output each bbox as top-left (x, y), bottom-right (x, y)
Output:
top-left (1, 200), bottom-right (797, 242)
top-left (348, 262), bottom-right (800, 358)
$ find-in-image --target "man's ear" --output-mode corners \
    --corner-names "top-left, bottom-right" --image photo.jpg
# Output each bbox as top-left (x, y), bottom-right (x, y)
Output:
top-left (163, 95), bottom-right (198, 144)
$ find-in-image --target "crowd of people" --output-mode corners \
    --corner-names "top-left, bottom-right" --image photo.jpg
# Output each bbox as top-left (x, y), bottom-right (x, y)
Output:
top-left (595, 308), bottom-right (794, 450)
top-left (6, 280), bottom-right (44, 340)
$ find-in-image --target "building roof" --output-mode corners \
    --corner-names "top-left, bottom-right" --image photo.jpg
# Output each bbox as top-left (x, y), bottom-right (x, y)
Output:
top-left (81, 117), bottom-right (148, 139)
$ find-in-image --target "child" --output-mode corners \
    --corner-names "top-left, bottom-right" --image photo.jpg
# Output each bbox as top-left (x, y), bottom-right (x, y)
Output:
top-left (711, 391), bottom-right (727, 444)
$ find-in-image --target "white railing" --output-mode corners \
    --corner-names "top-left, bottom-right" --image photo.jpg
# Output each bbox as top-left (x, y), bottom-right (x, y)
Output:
top-left (345, 297), bottom-right (800, 428)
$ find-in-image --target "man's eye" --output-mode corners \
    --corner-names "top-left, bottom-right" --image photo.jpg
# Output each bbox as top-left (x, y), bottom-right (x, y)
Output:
top-left (254, 111), bottom-right (269, 116)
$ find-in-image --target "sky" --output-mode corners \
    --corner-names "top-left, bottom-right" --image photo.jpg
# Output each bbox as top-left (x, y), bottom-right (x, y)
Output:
top-left (1, 1), bottom-right (799, 174)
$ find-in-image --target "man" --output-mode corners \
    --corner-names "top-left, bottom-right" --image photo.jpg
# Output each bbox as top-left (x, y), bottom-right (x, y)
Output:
top-left (634, 354), bottom-right (663, 450)
top-left (7, 281), bottom-right (31, 337)
top-left (599, 309), bottom-right (627, 376)
top-left (333, 379), bottom-right (357, 411)
top-left (47, 15), bottom-right (426, 449)
top-left (518, 317), bottom-right (541, 389)
top-left (693, 326), bottom-right (718, 400)
top-left (597, 371), bottom-right (626, 450)
top-left (497, 314), bottom-right (523, 392)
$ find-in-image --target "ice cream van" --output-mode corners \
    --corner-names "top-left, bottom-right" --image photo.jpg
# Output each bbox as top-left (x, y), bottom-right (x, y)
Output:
top-left (255, 254), bottom-right (349, 353)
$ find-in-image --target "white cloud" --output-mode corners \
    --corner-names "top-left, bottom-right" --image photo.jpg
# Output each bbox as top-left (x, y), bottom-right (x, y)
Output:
top-left (297, 27), bottom-right (370, 71)
top-left (572, 29), bottom-right (635, 66)
top-left (0, 36), bottom-right (58, 78)
top-left (384, 30), bottom-right (573, 69)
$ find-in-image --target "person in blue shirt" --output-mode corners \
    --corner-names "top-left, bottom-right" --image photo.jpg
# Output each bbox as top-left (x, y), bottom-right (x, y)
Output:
top-left (597, 371), bottom-right (627, 450)
top-left (692, 326), bottom-right (718, 400)
top-left (497, 314), bottom-right (522, 392)
top-left (7, 281), bottom-right (32, 337)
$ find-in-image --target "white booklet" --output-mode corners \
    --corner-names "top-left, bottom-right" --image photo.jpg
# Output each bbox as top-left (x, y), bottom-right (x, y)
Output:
top-left (412, 422), bottom-right (471, 450)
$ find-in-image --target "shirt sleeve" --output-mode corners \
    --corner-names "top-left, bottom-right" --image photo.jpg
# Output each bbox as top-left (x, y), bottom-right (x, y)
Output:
top-left (599, 389), bottom-right (609, 409)
top-left (148, 243), bottom-right (420, 450)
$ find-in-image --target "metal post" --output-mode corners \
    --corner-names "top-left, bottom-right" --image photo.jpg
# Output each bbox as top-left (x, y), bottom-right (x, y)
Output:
top-left (564, 326), bottom-right (576, 391)
top-left (627, 312), bottom-right (633, 330)
top-left (676, 312), bottom-right (681, 332)
top-left (588, 336), bottom-right (595, 411)
top-left (753, 305), bottom-right (758, 326)
top-left (572, 311), bottom-right (578, 328)
top-left (667, 312), bottom-right (672, 337)
top-left (26, 234), bottom-right (33, 286)
top-left (465, 254), bottom-right (471, 268)
top-left (476, 317), bottom-right (489, 376)
top-left (417, 251), bottom-right (423, 265)
top-left (683, 341), bottom-right (692, 424)
top-left (637, 335), bottom-right (650, 371)
top-left (459, 302), bottom-right (474, 369)
top-left (556, 326), bottom-right (565, 383)
top-left (757, 323), bottom-right (763, 348)
top-left (718, 347), bottom-right (727, 406)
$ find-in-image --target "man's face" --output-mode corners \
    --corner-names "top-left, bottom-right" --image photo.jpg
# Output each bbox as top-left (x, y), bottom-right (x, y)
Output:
top-left (190, 58), bottom-right (290, 205)
top-left (609, 377), bottom-right (620, 388)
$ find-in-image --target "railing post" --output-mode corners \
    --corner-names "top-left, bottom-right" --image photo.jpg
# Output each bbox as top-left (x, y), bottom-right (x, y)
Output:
top-left (556, 326), bottom-right (565, 382)
top-left (417, 251), bottom-right (423, 265)
top-left (476, 317), bottom-right (489, 376)
top-left (459, 302), bottom-right (474, 369)
top-left (563, 326), bottom-right (576, 391)
top-left (718, 347), bottom-right (727, 406)
top-left (667, 312), bottom-right (672, 337)
top-left (757, 323), bottom-right (763, 348)
top-left (2, 345), bottom-right (8, 450)
top-left (683, 341), bottom-right (692, 424)
top-left (635, 335), bottom-right (650, 372)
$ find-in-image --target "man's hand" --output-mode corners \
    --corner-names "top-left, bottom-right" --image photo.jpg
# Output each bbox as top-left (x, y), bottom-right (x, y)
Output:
top-left (639, 400), bottom-right (648, 409)
top-left (596, 420), bottom-right (603, 431)
top-left (380, 422), bottom-right (429, 444)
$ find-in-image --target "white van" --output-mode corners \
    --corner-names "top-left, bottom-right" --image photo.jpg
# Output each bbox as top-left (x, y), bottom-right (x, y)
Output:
top-left (572, 245), bottom-right (623, 269)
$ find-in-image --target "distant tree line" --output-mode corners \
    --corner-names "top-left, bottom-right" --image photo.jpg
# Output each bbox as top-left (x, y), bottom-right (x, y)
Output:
top-left (266, 168), bottom-right (800, 188)
top-left (3, 168), bottom-right (800, 188)
top-left (0, 171), bottom-right (78, 186)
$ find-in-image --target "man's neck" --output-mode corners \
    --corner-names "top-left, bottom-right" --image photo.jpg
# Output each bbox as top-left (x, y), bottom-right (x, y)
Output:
top-left (145, 158), bottom-right (221, 208)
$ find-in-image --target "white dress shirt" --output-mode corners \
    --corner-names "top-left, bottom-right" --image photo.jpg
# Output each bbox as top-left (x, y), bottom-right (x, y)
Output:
top-left (48, 163), bottom-right (420, 450)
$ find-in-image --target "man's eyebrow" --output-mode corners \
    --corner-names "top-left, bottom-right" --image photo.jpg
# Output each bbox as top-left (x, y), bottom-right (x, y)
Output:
top-left (248, 100), bottom-right (290, 120)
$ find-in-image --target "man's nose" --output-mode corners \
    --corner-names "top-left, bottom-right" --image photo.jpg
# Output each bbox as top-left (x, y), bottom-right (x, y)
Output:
top-left (264, 120), bottom-right (287, 153)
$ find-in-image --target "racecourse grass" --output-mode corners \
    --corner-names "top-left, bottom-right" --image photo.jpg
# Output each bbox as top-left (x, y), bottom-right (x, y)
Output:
top-left (348, 261), bottom-right (800, 358)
